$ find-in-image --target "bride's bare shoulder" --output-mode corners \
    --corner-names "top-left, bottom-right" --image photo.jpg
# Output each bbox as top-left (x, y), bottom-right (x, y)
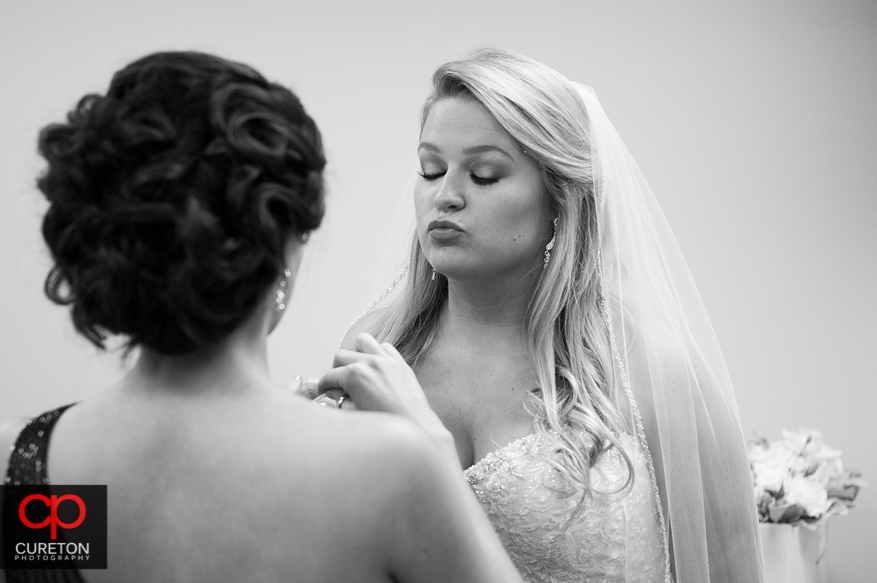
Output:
top-left (340, 307), bottom-right (389, 350)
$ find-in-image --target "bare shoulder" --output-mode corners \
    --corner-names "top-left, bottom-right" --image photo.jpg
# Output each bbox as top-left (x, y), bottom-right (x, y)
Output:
top-left (300, 406), bottom-right (450, 508)
top-left (316, 406), bottom-right (436, 472)
top-left (340, 307), bottom-right (389, 350)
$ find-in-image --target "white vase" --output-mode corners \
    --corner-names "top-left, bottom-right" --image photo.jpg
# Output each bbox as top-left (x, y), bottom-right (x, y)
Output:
top-left (759, 522), bottom-right (827, 583)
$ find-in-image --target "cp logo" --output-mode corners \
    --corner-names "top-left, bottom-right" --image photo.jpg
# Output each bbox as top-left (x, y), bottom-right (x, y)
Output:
top-left (19, 494), bottom-right (86, 540)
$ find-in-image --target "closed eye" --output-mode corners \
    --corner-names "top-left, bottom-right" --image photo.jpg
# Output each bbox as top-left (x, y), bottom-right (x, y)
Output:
top-left (470, 173), bottom-right (498, 186)
top-left (418, 170), bottom-right (445, 181)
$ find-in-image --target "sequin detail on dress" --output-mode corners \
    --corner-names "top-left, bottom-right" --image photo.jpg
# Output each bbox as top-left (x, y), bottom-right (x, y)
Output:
top-left (3, 404), bottom-right (86, 583)
top-left (4, 404), bottom-right (73, 486)
top-left (464, 431), bottom-right (666, 583)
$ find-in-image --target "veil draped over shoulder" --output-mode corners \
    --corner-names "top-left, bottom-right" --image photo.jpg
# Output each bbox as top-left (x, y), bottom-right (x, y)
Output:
top-left (579, 84), bottom-right (763, 582)
top-left (358, 84), bottom-right (764, 583)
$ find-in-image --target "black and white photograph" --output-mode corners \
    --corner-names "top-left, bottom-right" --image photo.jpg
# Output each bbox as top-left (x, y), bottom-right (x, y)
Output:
top-left (1, 1), bottom-right (874, 581)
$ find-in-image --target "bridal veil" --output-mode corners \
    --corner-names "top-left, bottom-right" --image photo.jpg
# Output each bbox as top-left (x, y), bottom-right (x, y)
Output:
top-left (358, 68), bottom-right (764, 583)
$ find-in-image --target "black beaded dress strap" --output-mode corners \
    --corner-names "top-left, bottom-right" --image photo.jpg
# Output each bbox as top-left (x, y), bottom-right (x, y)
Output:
top-left (3, 404), bottom-right (86, 583)
top-left (4, 404), bottom-right (75, 486)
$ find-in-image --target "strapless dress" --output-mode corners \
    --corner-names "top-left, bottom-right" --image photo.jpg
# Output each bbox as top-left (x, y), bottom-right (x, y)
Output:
top-left (464, 431), bottom-right (668, 583)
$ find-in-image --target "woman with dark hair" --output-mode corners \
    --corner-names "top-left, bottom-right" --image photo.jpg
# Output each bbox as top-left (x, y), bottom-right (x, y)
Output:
top-left (0, 52), bottom-right (521, 583)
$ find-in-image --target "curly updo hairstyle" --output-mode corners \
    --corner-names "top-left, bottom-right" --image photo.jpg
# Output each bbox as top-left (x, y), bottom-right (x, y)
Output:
top-left (38, 51), bottom-right (325, 355)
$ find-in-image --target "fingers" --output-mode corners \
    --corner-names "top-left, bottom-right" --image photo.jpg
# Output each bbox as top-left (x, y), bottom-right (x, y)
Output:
top-left (381, 342), bottom-right (405, 361)
top-left (338, 395), bottom-right (357, 411)
top-left (318, 366), bottom-right (349, 393)
top-left (354, 333), bottom-right (387, 355)
top-left (312, 387), bottom-right (345, 407)
top-left (332, 349), bottom-right (365, 368)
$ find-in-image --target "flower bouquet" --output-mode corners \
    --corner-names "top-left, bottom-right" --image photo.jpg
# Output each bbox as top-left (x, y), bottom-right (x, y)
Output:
top-left (748, 429), bottom-right (866, 583)
top-left (748, 428), bottom-right (865, 527)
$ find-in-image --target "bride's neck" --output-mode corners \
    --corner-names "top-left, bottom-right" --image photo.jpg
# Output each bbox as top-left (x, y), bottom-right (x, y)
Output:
top-left (443, 277), bottom-right (532, 338)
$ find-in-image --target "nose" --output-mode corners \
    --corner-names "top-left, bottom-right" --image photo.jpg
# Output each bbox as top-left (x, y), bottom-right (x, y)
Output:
top-left (433, 170), bottom-right (465, 212)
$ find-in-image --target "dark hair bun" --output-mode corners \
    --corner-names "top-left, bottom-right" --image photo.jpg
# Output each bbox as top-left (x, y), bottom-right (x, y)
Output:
top-left (38, 51), bottom-right (325, 354)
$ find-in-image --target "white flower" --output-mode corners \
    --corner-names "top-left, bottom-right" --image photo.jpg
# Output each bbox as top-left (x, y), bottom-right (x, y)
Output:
top-left (782, 428), bottom-right (823, 457)
top-left (811, 455), bottom-right (844, 485)
top-left (753, 464), bottom-right (787, 494)
top-left (785, 475), bottom-right (831, 518)
top-left (750, 442), bottom-right (794, 469)
top-left (749, 430), bottom-right (865, 525)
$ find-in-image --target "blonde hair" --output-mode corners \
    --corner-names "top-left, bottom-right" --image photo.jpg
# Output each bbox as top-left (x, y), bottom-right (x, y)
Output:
top-left (369, 47), bottom-right (632, 500)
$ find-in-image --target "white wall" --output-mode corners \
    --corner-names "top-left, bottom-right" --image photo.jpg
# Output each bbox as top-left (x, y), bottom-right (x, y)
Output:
top-left (1, 1), bottom-right (874, 579)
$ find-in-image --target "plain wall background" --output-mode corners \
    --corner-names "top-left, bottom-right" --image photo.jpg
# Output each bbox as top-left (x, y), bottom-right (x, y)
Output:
top-left (1, 1), bottom-right (874, 579)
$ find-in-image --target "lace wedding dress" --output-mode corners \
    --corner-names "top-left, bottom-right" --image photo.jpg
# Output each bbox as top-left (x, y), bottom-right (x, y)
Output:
top-left (464, 429), bottom-right (666, 583)
top-left (361, 63), bottom-right (763, 581)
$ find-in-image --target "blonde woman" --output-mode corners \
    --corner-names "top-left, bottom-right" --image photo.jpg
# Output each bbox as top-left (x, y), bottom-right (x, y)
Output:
top-left (323, 48), bottom-right (763, 583)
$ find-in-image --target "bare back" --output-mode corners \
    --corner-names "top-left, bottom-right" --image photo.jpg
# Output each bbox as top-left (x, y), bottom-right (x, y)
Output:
top-left (3, 386), bottom-right (516, 583)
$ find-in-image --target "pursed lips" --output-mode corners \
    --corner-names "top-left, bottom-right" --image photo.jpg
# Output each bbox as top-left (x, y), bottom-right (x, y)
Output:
top-left (428, 219), bottom-right (464, 241)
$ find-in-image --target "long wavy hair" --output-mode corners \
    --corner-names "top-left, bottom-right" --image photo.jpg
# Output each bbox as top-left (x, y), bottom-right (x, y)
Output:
top-left (369, 47), bottom-right (632, 499)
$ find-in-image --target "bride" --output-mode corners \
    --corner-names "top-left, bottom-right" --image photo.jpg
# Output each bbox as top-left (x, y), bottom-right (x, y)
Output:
top-left (322, 47), bottom-right (764, 582)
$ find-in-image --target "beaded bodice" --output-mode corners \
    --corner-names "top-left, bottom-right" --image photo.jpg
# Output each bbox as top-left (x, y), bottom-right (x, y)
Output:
top-left (464, 431), bottom-right (666, 583)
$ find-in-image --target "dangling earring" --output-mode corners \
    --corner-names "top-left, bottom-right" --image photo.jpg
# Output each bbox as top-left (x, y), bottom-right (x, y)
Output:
top-left (275, 268), bottom-right (292, 311)
top-left (431, 268), bottom-right (437, 281)
top-left (543, 218), bottom-right (558, 268)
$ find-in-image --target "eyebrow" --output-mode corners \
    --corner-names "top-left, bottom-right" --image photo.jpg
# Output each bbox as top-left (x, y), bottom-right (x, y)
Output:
top-left (418, 141), bottom-right (515, 161)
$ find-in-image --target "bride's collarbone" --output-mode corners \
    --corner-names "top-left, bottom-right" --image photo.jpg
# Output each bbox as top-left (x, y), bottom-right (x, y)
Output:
top-left (417, 359), bottom-right (534, 410)
top-left (415, 354), bottom-right (536, 468)
top-left (417, 337), bottom-right (535, 387)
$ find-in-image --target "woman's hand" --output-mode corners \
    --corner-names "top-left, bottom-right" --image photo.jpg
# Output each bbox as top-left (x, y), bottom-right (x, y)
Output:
top-left (318, 333), bottom-right (457, 463)
top-left (282, 376), bottom-right (358, 410)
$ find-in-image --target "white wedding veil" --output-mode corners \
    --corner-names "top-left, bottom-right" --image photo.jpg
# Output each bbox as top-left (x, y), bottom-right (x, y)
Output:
top-left (579, 83), bottom-right (763, 582)
top-left (355, 59), bottom-right (763, 583)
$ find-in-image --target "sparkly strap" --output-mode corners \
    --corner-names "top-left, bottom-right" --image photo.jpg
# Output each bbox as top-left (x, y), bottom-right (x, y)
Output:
top-left (3, 404), bottom-right (86, 582)
top-left (4, 404), bottom-right (76, 486)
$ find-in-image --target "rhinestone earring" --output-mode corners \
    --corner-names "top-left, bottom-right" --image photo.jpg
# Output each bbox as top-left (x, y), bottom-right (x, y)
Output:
top-left (543, 218), bottom-right (558, 268)
top-left (431, 268), bottom-right (437, 281)
top-left (275, 268), bottom-right (292, 311)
